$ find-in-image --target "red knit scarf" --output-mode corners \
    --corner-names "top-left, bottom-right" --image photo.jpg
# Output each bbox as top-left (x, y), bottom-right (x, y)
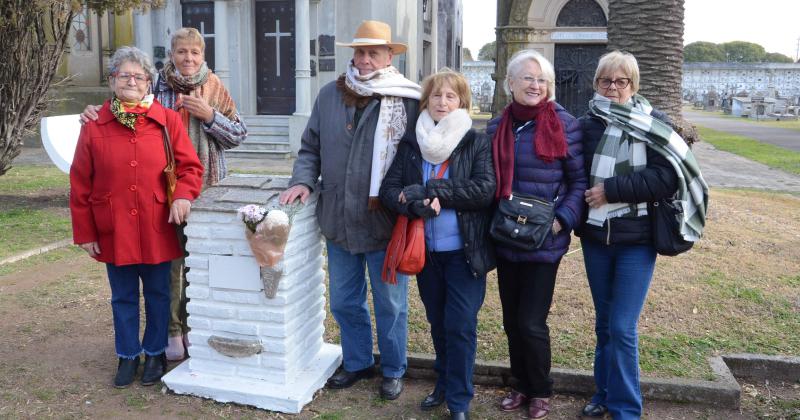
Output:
top-left (492, 100), bottom-right (567, 199)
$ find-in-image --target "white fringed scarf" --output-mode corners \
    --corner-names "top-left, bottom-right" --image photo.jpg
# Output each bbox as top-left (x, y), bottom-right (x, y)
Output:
top-left (344, 63), bottom-right (422, 198)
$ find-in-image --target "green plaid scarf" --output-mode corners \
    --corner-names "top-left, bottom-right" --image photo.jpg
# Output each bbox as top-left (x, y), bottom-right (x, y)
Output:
top-left (587, 93), bottom-right (708, 241)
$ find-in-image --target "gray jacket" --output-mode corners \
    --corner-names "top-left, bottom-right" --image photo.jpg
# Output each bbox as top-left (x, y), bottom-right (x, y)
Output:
top-left (289, 79), bottom-right (420, 253)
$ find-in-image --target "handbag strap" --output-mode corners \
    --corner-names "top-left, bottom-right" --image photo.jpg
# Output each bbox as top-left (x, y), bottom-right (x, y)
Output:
top-left (434, 160), bottom-right (449, 179)
top-left (162, 126), bottom-right (175, 170)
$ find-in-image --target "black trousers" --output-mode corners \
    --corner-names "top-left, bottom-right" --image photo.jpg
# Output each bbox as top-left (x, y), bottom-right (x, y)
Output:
top-left (496, 257), bottom-right (561, 398)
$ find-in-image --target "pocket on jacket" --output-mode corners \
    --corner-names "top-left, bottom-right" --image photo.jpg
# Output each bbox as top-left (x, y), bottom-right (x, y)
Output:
top-left (152, 191), bottom-right (171, 233)
top-left (315, 183), bottom-right (341, 240)
top-left (89, 194), bottom-right (114, 235)
top-left (369, 204), bottom-right (395, 242)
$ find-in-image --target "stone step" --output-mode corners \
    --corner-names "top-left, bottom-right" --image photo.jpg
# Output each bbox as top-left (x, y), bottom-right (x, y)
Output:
top-left (226, 149), bottom-right (292, 159)
top-left (235, 114), bottom-right (292, 159)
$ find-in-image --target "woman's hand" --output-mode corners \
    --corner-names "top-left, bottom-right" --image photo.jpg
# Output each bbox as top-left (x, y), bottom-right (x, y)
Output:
top-left (429, 197), bottom-right (441, 216)
top-left (178, 94), bottom-right (215, 124)
top-left (169, 198), bottom-right (192, 224)
top-left (585, 183), bottom-right (608, 209)
top-left (79, 242), bottom-right (101, 257)
top-left (552, 219), bottom-right (562, 235)
top-left (78, 105), bottom-right (102, 124)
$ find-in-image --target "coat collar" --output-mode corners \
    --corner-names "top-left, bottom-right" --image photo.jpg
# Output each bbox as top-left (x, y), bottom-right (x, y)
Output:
top-left (95, 98), bottom-right (168, 127)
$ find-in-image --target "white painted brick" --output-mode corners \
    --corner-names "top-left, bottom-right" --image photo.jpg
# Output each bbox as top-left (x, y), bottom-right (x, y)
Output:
top-left (238, 308), bottom-right (284, 323)
top-left (209, 224), bottom-right (248, 239)
top-left (236, 366), bottom-right (287, 384)
top-left (259, 352), bottom-right (289, 369)
top-left (186, 284), bottom-right (210, 299)
top-left (286, 218), bottom-right (319, 238)
top-left (213, 320), bottom-right (259, 336)
top-left (284, 230), bottom-right (325, 257)
top-left (185, 224), bottom-right (211, 238)
top-left (185, 345), bottom-right (213, 359)
top-left (260, 337), bottom-right (287, 354)
top-left (185, 255), bottom-right (208, 270)
top-left (186, 240), bottom-right (235, 255)
top-left (212, 290), bottom-right (263, 305)
top-left (187, 316), bottom-right (212, 330)
top-left (189, 358), bottom-right (237, 376)
top-left (292, 339), bottom-right (323, 369)
top-left (231, 241), bottom-right (255, 256)
top-left (189, 211), bottom-right (238, 224)
top-left (186, 271), bottom-right (209, 285)
top-left (212, 351), bottom-right (262, 367)
top-left (187, 302), bottom-right (236, 319)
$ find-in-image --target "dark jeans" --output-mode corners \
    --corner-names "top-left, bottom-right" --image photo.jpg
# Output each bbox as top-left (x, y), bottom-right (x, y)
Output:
top-left (581, 239), bottom-right (657, 420)
top-left (417, 250), bottom-right (486, 412)
top-left (496, 257), bottom-right (561, 398)
top-left (106, 262), bottom-right (171, 358)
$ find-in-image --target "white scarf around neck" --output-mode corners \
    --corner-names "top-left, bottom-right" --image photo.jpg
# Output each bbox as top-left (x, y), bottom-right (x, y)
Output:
top-left (345, 63), bottom-right (422, 198)
top-left (415, 108), bottom-right (472, 164)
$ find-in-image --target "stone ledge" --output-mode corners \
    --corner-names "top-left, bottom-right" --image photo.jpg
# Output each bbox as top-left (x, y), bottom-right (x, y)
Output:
top-left (388, 352), bottom-right (800, 409)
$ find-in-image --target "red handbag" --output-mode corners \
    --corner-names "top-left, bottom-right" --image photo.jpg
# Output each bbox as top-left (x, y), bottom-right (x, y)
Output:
top-left (382, 161), bottom-right (449, 284)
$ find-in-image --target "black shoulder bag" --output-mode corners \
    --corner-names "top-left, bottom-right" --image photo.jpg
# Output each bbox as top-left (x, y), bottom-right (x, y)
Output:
top-left (649, 197), bottom-right (693, 256)
top-left (490, 192), bottom-right (556, 251)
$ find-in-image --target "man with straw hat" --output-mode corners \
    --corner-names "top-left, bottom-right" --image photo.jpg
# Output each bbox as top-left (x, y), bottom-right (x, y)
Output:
top-left (280, 20), bottom-right (421, 400)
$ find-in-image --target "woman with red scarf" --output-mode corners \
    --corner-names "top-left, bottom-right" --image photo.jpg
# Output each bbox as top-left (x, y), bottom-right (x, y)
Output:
top-left (486, 50), bottom-right (587, 419)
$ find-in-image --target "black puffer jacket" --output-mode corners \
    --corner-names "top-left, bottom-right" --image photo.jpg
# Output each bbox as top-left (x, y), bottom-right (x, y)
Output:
top-left (576, 108), bottom-right (678, 245)
top-left (379, 129), bottom-right (497, 277)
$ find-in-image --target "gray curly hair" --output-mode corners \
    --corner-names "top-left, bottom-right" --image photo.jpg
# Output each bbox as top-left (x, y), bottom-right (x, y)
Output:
top-left (108, 46), bottom-right (155, 81)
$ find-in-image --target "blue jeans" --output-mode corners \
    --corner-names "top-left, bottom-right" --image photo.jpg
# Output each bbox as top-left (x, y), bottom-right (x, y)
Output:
top-left (326, 240), bottom-right (409, 378)
top-left (417, 250), bottom-right (486, 412)
top-left (106, 262), bottom-right (172, 359)
top-left (581, 239), bottom-right (657, 420)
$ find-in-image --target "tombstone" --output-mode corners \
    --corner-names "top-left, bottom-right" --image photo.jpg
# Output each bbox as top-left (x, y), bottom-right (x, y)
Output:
top-left (162, 174), bottom-right (341, 413)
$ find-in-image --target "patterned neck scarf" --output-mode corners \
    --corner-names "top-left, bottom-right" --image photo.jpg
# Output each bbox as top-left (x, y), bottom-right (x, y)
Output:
top-left (162, 60), bottom-right (209, 94)
top-left (110, 94), bottom-right (154, 130)
top-left (343, 62), bottom-right (422, 199)
top-left (587, 93), bottom-right (708, 241)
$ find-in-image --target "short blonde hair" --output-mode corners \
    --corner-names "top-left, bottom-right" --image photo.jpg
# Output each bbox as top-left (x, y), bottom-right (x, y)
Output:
top-left (594, 50), bottom-right (640, 93)
top-left (420, 68), bottom-right (472, 111)
top-left (504, 49), bottom-right (556, 102)
top-left (170, 27), bottom-right (205, 52)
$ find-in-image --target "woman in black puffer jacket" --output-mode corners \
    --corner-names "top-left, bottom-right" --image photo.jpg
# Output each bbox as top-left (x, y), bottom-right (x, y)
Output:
top-left (576, 50), bottom-right (681, 420)
top-left (380, 69), bottom-right (495, 420)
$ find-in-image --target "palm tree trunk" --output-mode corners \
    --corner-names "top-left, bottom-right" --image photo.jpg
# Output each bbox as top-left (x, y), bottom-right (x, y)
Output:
top-left (607, 0), bottom-right (698, 143)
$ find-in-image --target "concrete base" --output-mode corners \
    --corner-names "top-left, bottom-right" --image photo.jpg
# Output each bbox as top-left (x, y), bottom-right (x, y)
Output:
top-left (163, 343), bottom-right (341, 414)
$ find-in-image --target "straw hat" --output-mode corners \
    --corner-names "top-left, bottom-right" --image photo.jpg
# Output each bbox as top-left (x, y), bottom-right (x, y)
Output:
top-left (336, 20), bottom-right (407, 54)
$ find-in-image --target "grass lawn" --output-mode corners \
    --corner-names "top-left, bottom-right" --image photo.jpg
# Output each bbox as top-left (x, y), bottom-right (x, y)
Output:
top-left (686, 107), bottom-right (800, 132)
top-left (2, 163), bottom-right (799, 382)
top-left (0, 165), bottom-right (71, 259)
top-left (696, 126), bottom-right (800, 175)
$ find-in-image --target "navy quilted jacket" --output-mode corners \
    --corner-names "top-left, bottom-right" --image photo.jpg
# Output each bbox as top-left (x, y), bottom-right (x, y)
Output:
top-left (486, 102), bottom-right (587, 263)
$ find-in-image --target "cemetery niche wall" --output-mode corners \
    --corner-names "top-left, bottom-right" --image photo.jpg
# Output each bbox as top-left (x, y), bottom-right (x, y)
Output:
top-left (162, 174), bottom-right (341, 414)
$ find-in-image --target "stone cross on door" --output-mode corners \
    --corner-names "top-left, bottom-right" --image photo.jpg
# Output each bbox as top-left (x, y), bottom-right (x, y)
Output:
top-left (264, 20), bottom-right (292, 77)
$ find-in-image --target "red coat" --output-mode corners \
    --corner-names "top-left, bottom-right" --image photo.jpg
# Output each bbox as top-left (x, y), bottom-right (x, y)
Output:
top-left (70, 100), bottom-right (204, 265)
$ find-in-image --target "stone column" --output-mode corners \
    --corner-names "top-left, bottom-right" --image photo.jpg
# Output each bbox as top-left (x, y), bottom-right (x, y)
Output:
top-left (214, 0), bottom-right (231, 87)
top-left (290, 0), bottom-right (312, 155)
top-left (133, 10), bottom-right (153, 64)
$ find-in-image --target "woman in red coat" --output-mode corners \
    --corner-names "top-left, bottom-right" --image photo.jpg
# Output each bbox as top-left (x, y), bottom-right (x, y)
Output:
top-left (70, 46), bottom-right (203, 388)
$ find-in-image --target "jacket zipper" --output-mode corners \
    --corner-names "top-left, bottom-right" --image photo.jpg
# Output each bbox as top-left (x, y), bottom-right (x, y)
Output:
top-left (606, 218), bottom-right (611, 245)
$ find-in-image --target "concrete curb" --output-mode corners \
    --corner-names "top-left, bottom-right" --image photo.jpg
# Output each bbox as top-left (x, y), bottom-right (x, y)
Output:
top-left (0, 239), bottom-right (72, 266)
top-left (388, 352), bottom-right (800, 409)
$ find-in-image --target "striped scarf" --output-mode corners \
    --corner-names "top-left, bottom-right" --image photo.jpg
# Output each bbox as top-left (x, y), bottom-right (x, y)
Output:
top-left (587, 93), bottom-right (708, 241)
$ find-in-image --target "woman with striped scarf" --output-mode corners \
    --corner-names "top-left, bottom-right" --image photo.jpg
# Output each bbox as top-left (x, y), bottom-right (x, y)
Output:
top-left (576, 50), bottom-right (708, 420)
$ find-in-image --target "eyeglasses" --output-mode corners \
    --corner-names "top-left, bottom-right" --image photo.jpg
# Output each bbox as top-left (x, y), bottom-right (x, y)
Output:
top-left (597, 78), bottom-right (631, 90)
top-left (519, 76), bottom-right (548, 86)
top-left (113, 72), bottom-right (149, 83)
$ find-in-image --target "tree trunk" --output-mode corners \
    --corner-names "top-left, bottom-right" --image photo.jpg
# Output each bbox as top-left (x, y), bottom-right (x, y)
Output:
top-left (607, 0), bottom-right (698, 143)
top-left (0, 1), bottom-right (74, 175)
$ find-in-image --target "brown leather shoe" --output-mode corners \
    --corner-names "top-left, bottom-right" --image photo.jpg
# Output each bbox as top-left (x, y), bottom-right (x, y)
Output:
top-left (528, 398), bottom-right (550, 419)
top-left (499, 390), bottom-right (528, 411)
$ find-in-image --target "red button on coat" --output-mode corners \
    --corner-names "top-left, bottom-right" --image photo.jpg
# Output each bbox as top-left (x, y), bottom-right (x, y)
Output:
top-left (130, 209), bottom-right (138, 216)
top-left (129, 185), bottom-right (137, 191)
top-left (130, 160), bottom-right (138, 167)
top-left (130, 138), bottom-right (137, 143)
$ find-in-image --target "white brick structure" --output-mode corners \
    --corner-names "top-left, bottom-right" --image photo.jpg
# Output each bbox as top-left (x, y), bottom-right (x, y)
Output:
top-left (162, 175), bottom-right (341, 413)
top-left (683, 62), bottom-right (800, 99)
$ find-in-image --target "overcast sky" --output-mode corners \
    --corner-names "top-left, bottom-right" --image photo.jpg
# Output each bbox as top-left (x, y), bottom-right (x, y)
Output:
top-left (462, 0), bottom-right (800, 61)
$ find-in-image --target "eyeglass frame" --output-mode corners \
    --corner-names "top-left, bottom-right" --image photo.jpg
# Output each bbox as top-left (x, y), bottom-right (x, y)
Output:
top-left (112, 72), bottom-right (150, 84)
top-left (596, 77), bottom-right (632, 90)
top-left (517, 75), bottom-right (549, 87)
